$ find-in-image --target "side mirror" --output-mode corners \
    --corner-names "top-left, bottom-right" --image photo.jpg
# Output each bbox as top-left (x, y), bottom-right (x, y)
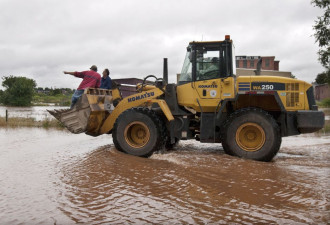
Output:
top-left (189, 51), bottom-right (195, 62)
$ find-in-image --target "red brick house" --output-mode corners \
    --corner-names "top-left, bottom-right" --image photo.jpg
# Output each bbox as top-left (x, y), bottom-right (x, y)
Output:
top-left (315, 83), bottom-right (330, 101)
top-left (236, 56), bottom-right (279, 71)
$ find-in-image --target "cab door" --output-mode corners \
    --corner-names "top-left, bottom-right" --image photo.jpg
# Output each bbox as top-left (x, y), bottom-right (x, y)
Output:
top-left (194, 47), bottom-right (222, 99)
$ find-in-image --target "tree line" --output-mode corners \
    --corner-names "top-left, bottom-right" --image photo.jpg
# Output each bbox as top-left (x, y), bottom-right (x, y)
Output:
top-left (35, 87), bottom-right (74, 95)
top-left (0, 76), bottom-right (74, 106)
top-left (312, 0), bottom-right (330, 85)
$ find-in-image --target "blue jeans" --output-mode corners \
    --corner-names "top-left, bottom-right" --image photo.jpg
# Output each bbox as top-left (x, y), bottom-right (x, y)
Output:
top-left (71, 89), bottom-right (84, 109)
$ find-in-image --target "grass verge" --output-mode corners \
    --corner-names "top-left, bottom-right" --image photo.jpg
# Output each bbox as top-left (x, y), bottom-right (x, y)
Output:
top-left (32, 93), bottom-right (71, 106)
top-left (0, 117), bottom-right (65, 129)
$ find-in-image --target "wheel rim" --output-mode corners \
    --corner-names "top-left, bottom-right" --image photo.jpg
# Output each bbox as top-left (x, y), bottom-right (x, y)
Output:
top-left (236, 122), bottom-right (265, 152)
top-left (124, 122), bottom-right (150, 148)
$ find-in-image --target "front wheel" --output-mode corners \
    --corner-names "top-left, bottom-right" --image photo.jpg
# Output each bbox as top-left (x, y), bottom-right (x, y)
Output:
top-left (113, 108), bottom-right (166, 157)
top-left (221, 108), bottom-right (281, 162)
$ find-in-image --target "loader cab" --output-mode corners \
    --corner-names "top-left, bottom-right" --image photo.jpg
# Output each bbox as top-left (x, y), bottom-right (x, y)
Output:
top-left (179, 36), bottom-right (235, 84)
top-left (177, 36), bottom-right (236, 112)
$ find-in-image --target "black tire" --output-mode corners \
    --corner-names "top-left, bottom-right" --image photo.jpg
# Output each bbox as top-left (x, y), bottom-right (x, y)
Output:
top-left (112, 107), bottom-right (166, 157)
top-left (221, 108), bottom-right (281, 162)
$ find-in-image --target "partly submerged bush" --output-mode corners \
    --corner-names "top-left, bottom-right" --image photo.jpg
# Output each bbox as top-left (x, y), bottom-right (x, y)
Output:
top-left (318, 98), bottom-right (330, 108)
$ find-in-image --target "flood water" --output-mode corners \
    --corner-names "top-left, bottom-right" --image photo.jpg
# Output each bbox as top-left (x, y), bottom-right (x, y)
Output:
top-left (0, 106), bottom-right (67, 121)
top-left (0, 128), bottom-right (329, 224)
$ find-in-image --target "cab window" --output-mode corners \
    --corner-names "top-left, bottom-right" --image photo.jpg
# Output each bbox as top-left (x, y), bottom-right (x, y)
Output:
top-left (196, 49), bottom-right (220, 81)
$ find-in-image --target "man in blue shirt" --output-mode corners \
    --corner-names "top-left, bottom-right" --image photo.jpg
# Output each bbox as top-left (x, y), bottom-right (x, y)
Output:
top-left (100, 68), bottom-right (111, 89)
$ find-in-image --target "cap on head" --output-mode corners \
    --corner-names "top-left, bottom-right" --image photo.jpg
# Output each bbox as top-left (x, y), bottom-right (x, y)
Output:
top-left (90, 65), bottom-right (98, 72)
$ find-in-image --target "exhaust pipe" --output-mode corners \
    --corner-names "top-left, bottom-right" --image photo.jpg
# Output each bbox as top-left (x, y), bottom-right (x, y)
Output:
top-left (163, 58), bottom-right (168, 84)
top-left (254, 57), bottom-right (262, 76)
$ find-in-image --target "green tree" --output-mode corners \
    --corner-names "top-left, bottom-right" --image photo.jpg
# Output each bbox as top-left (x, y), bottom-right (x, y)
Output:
top-left (312, 0), bottom-right (330, 70)
top-left (1, 76), bottom-right (37, 106)
top-left (0, 90), bottom-right (3, 102)
top-left (315, 70), bottom-right (330, 84)
top-left (51, 88), bottom-right (62, 96)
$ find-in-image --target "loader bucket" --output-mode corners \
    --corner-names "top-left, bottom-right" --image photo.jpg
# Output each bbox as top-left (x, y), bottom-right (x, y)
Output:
top-left (48, 88), bottom-right (115, 136)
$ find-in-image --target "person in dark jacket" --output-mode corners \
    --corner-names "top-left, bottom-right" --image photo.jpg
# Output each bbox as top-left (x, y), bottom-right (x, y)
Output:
top-left (100, 68), bottom-right (111, 89)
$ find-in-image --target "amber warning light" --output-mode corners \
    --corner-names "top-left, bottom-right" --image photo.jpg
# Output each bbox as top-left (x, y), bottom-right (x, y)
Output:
top-left (225, 35), bottom-right (230, 40)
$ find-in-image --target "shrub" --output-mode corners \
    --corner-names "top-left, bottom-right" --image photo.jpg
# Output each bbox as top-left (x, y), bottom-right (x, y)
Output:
top-left (318, 98), bottom-right (330, 107)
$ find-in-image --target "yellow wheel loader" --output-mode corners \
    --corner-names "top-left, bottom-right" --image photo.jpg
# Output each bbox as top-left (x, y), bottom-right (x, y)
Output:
top-left (49, 36), bottom-right (325, 161)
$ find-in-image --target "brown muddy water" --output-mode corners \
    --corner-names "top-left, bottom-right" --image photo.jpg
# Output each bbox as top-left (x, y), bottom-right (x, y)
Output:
top-left (0, 128), bottom-right (329, 225)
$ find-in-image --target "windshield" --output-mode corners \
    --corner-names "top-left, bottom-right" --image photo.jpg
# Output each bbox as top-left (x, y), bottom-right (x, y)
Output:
top-left (179, 51), bottom-right (192, 82)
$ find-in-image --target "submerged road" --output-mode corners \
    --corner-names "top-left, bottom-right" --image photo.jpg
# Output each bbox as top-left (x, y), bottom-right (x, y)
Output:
top-left (0, 128), bottom-right (329, 224)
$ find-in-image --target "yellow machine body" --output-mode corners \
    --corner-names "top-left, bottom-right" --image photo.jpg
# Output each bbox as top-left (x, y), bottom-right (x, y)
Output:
top-left (176, 76), bottom-right (312, 113)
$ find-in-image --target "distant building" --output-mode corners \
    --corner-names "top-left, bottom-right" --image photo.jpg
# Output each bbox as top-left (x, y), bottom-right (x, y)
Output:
top-left (235, 55), bottom-right (291, 78)
top-left (314, 83), bottom-right (330, 101)
top-left (236, 56), bottom-right (279, 71)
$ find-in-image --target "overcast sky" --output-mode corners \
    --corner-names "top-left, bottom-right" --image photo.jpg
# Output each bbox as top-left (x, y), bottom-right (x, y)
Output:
top-left (0, 0), bottom-right (325, 89)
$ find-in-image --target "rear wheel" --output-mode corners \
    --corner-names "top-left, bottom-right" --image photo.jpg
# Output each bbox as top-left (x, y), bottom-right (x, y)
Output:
top-left (113, 108), bottom-right (166, 157)
top-left (221, 108), bottom-right (281, 161)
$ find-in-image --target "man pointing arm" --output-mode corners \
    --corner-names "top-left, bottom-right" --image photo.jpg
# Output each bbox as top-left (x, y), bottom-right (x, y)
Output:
top-left (64, 65), bottom-right (101, 108)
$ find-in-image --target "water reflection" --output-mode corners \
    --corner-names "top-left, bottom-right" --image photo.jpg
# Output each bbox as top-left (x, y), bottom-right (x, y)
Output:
top-left (57, 140), bottom-right (329, 224)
